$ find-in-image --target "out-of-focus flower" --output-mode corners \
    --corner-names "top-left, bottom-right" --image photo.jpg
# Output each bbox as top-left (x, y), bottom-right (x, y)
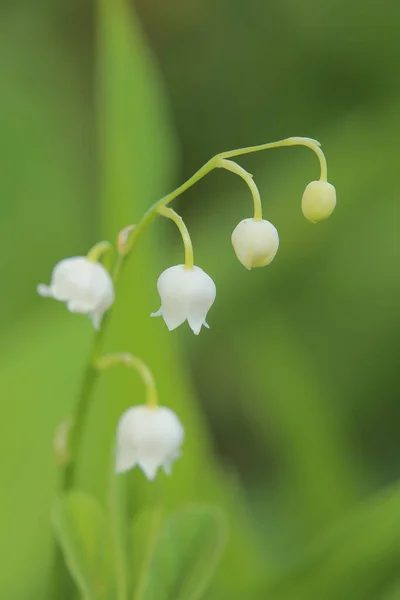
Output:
top-left (231, 218), bottom-right (279, 269)
top-left (115, 405), bottom-right (184, 480)
top-left (37, 256), bottom-right (114, 329)
top-left (301, 180), bottom-right (337, 223)
top-left (151, 265), bottom-right (216, 335)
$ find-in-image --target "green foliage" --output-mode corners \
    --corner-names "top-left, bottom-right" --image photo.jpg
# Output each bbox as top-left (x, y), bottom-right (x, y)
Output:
top-left (266, 483), bottom-right (400, 600)
top-left (54, 501), bottom-right (227, 600)
top-left (132, 506), bottom-right (228, 600)
top-left (0, 0), bottom-right (398, 598)
top-left (53, 492), bottom-right (114, 600)
top-left (90, 1), bottom-right (265, 598)
top-left (131, 509), bottom-right (165, 596)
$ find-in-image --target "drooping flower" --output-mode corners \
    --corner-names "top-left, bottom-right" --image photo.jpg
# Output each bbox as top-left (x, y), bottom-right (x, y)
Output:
top-left (37, 256), bottom-right (114, 329)
top-left (231, 218), bottom-right (279, 269)
top-left (115, 405), bottom-right (184, 480)
top-left (151, 265), bottom-right (216, 335)
top-left (301, 180), bottom-right (336, 223)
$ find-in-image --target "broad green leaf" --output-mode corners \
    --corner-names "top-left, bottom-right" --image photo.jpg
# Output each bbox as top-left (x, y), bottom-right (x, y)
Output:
top-left (133, 505), bottom-right (228, 600)
top-left (87, 0), bottom-right (266, 597)
top-left (264, 482), bottom-right (400, 600)
top-left (108, 468), bottom-right (130, 600)
top-left (97, 0), bottom-right (176, 233)
top-left (0, 5), bottom-right (95, 594)
top-left (383, 580), bottom-right (400, 600)
top-left (0, 5), bottom-right (92, 335)
top-left (0, 310), bottom-right (91, 599)
top-left (131, 509), bottom-right (165, 598)
top-left (52, 491), bottom-right (114, 600)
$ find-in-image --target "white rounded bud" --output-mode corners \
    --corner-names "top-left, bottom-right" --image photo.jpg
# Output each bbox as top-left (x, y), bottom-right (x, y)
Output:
top-left (231, 218), bottom-right (279, 269)
top-left (151, 265), bottom-right (216, 335)
top-left (37, 256), bottom-right (114, 329)
top-left (301, 180), bottom-right (336, 223)
top-left (115, 405), bottom-right (184, 480)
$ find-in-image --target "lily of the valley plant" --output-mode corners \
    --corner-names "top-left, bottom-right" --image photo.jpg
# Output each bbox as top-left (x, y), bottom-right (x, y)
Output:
top-left (38, 136), bottom-right (336, 484)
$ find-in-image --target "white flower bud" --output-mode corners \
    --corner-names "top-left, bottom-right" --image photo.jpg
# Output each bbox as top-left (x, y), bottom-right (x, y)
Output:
top-left (37, 256), bottom-right (114, 329)
top-left (151, 265), bottom-right (216, 335)
top-left (301, 180), bottom-right (336, 223)
top-left (231, 218), bottom-right (279, 269)
top-left (115, 405), bottom-right (184, 480)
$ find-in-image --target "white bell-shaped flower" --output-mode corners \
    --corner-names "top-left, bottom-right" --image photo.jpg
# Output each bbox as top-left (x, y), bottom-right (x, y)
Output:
top-left (151, 265), bottom-right (216, 335)
top-left (231, 218), bottom-right (279, 269)
top-left (115, 405), bottom-right (184, 480)
top-left (301, 180), bottom-right (336, 223)
top-left (37, 256), bottom-right (114, 329)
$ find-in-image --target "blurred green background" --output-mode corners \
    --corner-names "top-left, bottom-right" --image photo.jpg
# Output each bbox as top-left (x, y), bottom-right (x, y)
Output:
top-left (0, 0), bottom-right (399, 598)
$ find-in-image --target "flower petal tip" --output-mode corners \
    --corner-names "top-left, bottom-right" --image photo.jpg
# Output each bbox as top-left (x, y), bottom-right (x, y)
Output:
top-left (90, 312), bottom-right (102, 331)
top-left (140, 463), bottom-right (159, 481)
top-left (37, 283), bottom-right (51, 297)
top-left (115, 458), bottom-right (137, 475)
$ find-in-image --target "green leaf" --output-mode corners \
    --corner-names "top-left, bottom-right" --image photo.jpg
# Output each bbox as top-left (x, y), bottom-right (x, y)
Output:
top-left (133, 505), bottom-right (228, 600)
top-left (265, 482), bottom-right (400, 600)
top-left (97, 0), bottom-right (176, 234)
top-left (383, 580), bottom-right (400, 600)
top-left (0, 6), bottom-right (93, 335)
top-left (0, 311), bottom-right (91, 599)
top-left (90, 0), bottom-right (266, 596)
top-left (131, 509), bottom-right (165, 598)
top-left (52, 491), bottom-right (115, 600)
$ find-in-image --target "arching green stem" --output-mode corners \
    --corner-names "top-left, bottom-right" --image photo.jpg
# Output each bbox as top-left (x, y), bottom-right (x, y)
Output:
top-left (96, 353), bottom-right (158, 408)
top-left (157, 206), bottom-right (194, 269)
top-left (61, 136), bottom-right (329, 492)
top-left (216, 158), bottom-right (263, 220)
